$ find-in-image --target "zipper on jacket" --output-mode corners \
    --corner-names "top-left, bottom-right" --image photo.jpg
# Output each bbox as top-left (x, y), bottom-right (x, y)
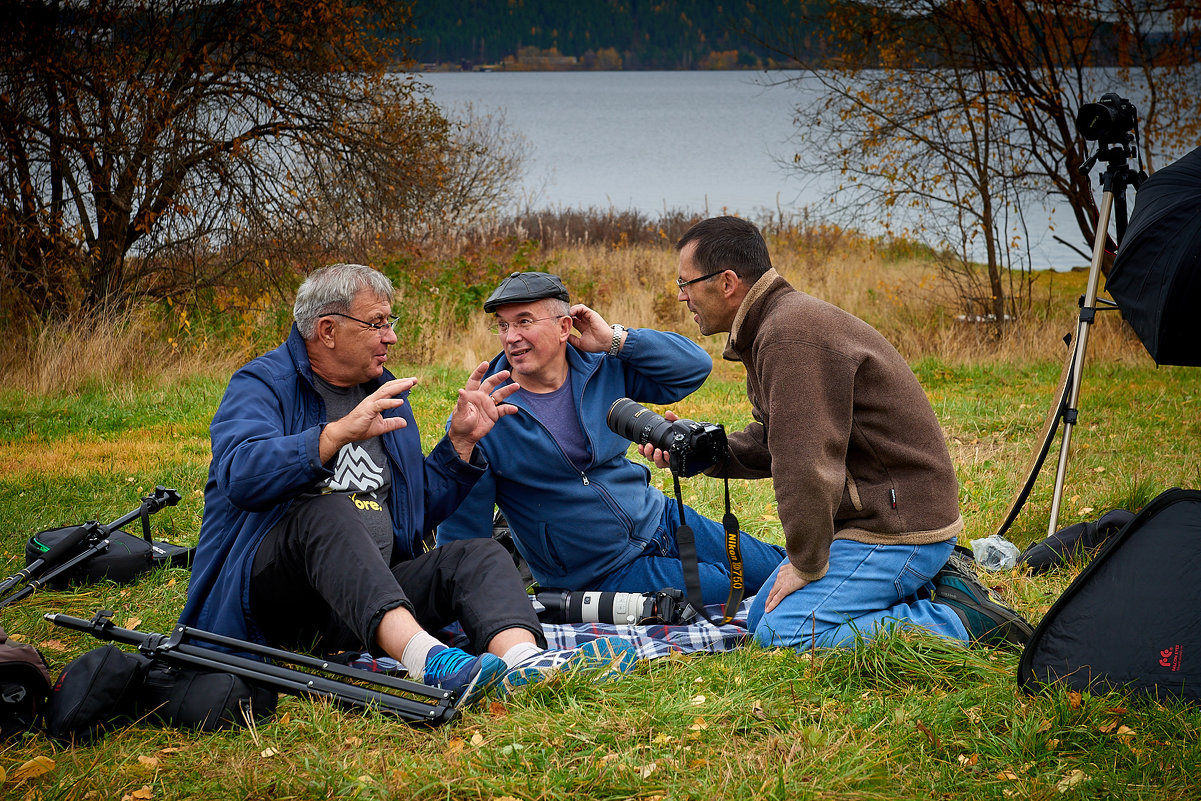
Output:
top-left (581, 473), bottom-right (589, 486)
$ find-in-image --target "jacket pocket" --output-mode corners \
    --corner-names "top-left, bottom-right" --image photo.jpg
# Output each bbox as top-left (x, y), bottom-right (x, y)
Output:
top-left (844, 472), bottom-right (864, 512)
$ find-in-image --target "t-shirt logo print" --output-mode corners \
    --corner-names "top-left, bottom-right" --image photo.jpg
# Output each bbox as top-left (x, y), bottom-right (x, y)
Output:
top-left (327, 443), bottom-right (385, 492)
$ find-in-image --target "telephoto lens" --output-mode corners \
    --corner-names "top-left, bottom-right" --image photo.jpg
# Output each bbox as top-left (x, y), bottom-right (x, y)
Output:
top-left (535, 590), bottom-right (658, 624)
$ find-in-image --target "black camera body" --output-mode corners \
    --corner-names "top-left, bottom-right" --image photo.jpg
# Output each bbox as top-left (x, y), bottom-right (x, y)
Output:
top-left (1076, 93), bottom-right (1137, 143)
top-left (606, 398), bottom-right (728, 478)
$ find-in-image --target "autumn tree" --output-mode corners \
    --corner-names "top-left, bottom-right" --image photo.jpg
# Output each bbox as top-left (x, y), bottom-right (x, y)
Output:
top-left (0, 0), bottom-right (522, 321)
top-left (750, 0), bottom-right (1201, 329)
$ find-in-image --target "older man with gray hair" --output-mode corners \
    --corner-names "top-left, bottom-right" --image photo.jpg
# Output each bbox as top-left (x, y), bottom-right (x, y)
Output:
top-left (179, 264), bottom-right (636, 705)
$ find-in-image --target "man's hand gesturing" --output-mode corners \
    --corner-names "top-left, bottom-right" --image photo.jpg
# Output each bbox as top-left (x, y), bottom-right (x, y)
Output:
top-left (448, 362), bottom-right (520, 461)
top-left (319, 378), bottom-right (417, 463)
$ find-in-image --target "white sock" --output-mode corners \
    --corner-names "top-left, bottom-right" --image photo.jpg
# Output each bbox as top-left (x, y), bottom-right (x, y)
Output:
top-left (501, 641), bottom-right (543, 669)
top-left (400, 632), bottom-right (444, 681)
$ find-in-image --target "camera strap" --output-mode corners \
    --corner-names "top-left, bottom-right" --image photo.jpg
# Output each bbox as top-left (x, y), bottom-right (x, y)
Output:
top-left (673, 474), bottom-right (743, 626)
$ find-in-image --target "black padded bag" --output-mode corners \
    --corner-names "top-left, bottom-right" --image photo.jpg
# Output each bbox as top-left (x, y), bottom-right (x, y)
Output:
top-left (0, 624), bottom-right (52, 740)
top-left (1019, 488), bottom-right (1201, 702)
top-left (1017, 508), bottom-right (1135, 573)
top-left (25, 526), bottom-right (193, 588)
top-left (138, 664), bottom-right (277, 731)
top-left (44, 645), bottom-right (149, 744)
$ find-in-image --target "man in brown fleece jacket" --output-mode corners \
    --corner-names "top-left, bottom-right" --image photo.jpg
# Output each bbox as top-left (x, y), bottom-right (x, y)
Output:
top-left (645, 216), bottom-right (1031, 650)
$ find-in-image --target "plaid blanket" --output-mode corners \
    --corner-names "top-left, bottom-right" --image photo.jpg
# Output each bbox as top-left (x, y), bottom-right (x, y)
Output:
top-left (347, 600), bottom-right (754, 673)
top-left (538, 599), bottom-right (753, 660)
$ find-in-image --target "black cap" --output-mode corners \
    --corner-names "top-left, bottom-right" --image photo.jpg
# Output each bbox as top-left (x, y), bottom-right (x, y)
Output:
top-left (483, 272), bottom-right (570, 312)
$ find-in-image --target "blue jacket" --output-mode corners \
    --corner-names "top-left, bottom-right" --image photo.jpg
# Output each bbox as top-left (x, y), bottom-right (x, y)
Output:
top-left (436, 328), bottom-right (710, 589)
top-left (178, 325), bottom-right (484, 644)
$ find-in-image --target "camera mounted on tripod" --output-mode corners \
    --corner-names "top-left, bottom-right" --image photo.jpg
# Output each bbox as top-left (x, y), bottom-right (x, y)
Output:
top-left (1076, 93), bottom-right (1137, 144)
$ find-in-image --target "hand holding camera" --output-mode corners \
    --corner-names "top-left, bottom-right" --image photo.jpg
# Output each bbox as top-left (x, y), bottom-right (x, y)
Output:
top-left (606, 398), bottom-right (728, 478)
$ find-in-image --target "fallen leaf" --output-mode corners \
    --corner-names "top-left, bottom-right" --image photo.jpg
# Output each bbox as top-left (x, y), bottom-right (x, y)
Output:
top-left (652, 733), bottom-right (675, 745)
top-left (638, 762), bottom-right (658, 779)
top-left (1116, 725), bottom-right (1135, 737)
top-left (998, 770), bottom-right (1020, 781)
top-left (689, 695), bottom-right (706, 705)
top-left (9, 756), bottom-right (55, 781)
top-left (499, 743), bottom-right (525, 756)
top-left (344, 736), bottom-right (362, 746)
top-left (1097, 721), bottom-right (1117, 734)
top-left (279, 712), bottom-right (291, 725)
top-left (123, 617), bottom-right (142, 630)
top-left (957, 753), bottom-right (978, 767)
top-left (751, 700), bottom-right (767, 720)
top-left (1068, 691), bottom-right (1083, 709)
top-left (261, 747), bottom-right (278, 758)
top-left (1037, 719), bottom-right (1052, 733)
top-left (137, 755), bottom-right (159, 769)
top-left (488, 700), bottom-right (507, 717)
top-left (1056, 769), bottom-right (1086, 792)
top-left (445, 738), bottom-right (465, 754)
top-left (470, 733), bottom-right (485, 746)
top-left (38, 640), bottom-right (67, 652)
top-left (1046, 738), bottom-right (1060, 751)
top-left (688, 716), bottom-right (709, 731)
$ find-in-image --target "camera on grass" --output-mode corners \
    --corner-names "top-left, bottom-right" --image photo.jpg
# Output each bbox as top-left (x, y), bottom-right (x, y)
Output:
top-left (606, 398), bottom-right (728, 478)
top-left (535, 588), bottom-right (696, 626)
top-left (1075, 93), bottom-right (1137, 142)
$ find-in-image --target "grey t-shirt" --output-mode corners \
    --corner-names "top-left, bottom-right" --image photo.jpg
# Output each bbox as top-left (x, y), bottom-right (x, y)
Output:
top-left (311, 375), bottom-right (395, 562)
top-left (518, 374), bottom-right (590, 472)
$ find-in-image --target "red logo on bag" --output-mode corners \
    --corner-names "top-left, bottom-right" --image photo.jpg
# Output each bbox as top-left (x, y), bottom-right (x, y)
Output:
top-left (1158, 645), bottom-right (1183, 672)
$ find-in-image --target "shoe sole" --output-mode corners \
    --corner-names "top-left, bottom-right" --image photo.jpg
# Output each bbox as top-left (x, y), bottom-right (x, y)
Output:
top-left (501, 638), bottom-right (640, 694)
top-left (454, 656), bottom-right (509, 708)
top-left (936, 585), bottom-right (1035, 646)
top-left (561, 637), bottom-right (639, 682)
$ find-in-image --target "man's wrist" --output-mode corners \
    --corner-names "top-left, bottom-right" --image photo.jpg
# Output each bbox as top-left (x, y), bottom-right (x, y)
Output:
top-left (607, 324), bottom-right (627, 356)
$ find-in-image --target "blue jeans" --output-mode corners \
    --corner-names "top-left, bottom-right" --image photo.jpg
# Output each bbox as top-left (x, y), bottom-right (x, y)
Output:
top-left (747, 538), bottom-right (969, 649)
top-left (596, 498), bottom-right (787, 605)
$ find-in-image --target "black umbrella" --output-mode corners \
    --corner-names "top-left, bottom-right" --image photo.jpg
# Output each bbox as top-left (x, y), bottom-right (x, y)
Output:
top-left (1107, 146), bottom-right (1201, 366)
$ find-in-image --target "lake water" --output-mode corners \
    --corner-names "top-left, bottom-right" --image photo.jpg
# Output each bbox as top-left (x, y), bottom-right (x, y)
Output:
top-left (420, 70), bottom-right (1087, 270)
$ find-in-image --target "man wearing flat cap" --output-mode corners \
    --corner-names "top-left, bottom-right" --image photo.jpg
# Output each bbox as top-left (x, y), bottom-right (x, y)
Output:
top-left (436, 271), bottom-right (785, 606)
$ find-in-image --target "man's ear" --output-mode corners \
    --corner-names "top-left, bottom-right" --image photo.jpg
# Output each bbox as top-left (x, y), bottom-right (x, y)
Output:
top-left (316, 317), bottom-right (339, 348)
top-left (719, 269), bottom-right (742, 298)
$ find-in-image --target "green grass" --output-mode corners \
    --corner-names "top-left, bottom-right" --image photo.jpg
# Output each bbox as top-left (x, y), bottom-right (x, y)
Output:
top-left (2, 355), bottom-right (1200, 799)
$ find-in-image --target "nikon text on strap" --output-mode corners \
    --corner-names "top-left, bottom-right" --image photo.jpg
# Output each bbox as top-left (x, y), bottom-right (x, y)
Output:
top-left (673, 473), bottom-right (743, 625)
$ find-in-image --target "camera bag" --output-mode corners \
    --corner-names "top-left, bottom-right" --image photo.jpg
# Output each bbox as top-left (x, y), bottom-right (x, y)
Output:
top-left (0, 623), bottom-right (52, 740)
top-left (25, 525), bottom-right (193, 589)
top-left (1017, 508), bottom-right (1134, 573)
top-left (1018, 487), bottom-right (1201, 702)
top-left (45, 645), bottom-right (278, 743)
top-left (44, 645), bottom-right (149, 744)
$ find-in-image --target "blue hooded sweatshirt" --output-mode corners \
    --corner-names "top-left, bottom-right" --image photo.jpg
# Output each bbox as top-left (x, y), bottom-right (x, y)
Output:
top-left (436, 327), bottom-right (710, 590)
top-left (178, 325), bottom-right (484, 645)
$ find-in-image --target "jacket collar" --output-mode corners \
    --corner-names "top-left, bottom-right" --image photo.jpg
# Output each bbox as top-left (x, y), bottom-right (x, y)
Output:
top-left (723, 268), bottom-right (791, 361)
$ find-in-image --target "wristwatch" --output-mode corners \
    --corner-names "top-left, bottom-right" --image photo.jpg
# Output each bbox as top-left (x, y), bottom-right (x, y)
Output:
top-left (607, 324), bottom-right (626, 357)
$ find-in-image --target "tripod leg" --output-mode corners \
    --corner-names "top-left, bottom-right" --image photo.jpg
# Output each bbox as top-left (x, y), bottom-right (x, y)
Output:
top-left (992, 338), bottom-right (1074, 539)
top-left (1047, 188), bottom-right (1115, 537)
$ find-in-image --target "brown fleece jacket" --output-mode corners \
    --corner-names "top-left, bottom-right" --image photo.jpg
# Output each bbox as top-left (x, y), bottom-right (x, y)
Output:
top-left (716, 269), bottom-right (963, 581)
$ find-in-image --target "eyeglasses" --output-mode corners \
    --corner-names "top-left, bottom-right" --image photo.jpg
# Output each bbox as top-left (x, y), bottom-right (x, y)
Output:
top-left (676, 270), bottom-right (726, 290)
top-left (322, 312), bottom-right (400, 333)
top-left (490, 315), bottom-right (565, 335)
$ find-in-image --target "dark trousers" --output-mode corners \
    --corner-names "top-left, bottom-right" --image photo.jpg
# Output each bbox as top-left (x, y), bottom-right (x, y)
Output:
top-left (249, 494), bottom-right (543, 656)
